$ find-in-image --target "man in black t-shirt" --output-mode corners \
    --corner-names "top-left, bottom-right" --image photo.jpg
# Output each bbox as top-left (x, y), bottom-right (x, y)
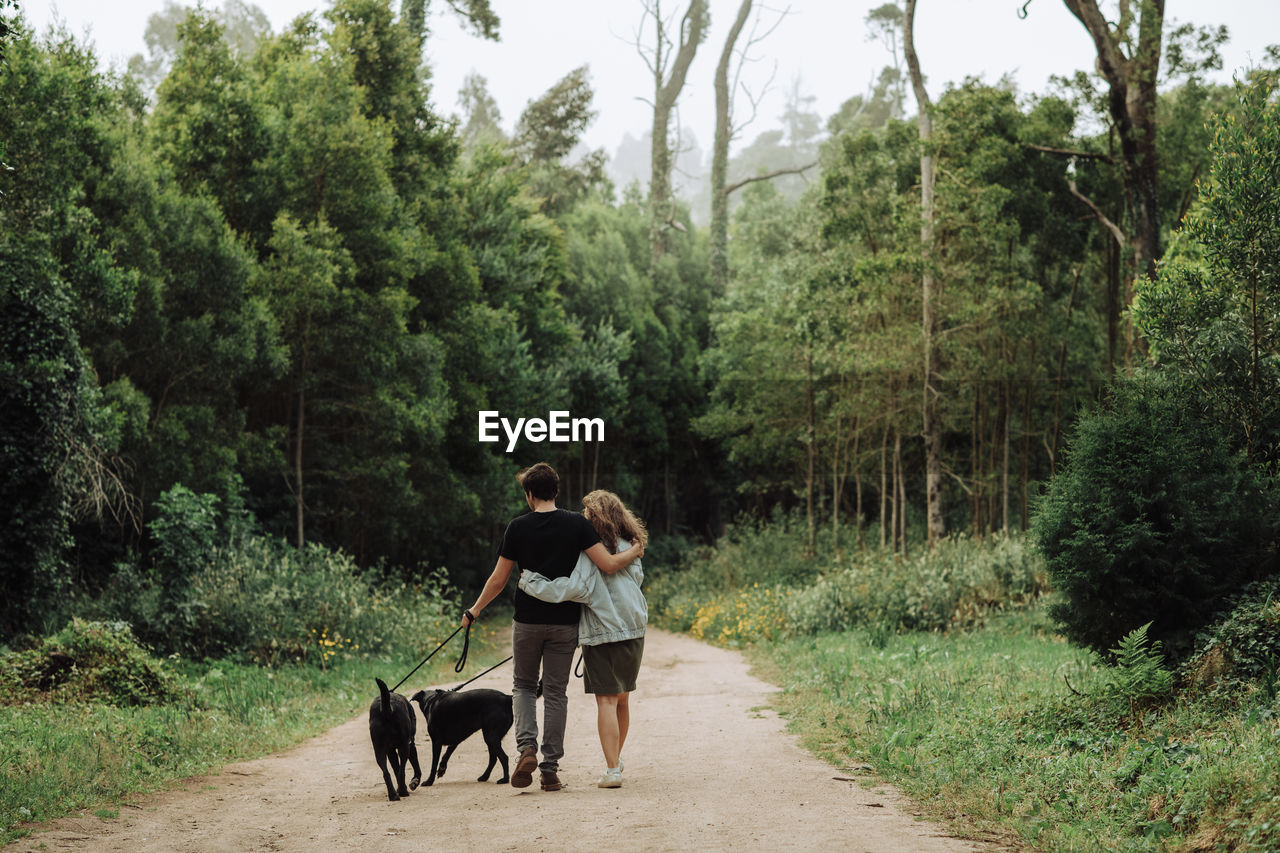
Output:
top-left (463, 463), bottom-right (642, 791)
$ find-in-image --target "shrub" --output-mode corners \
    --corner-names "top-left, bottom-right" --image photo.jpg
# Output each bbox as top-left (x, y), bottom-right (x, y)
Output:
top-left (785, 533), bottom-right (1049, 638)
top-left (149, 484), bottom-right (221, 601)
top-left (1032, 375), bottom-right (1279, 664)
top-left (649, 522), bottom-right (1049, 645)
top-left (0, 619), bottom-right (179, 706)
top-left (95, 535), bottom-right (458, 666)
top-left (1182, 578), bottom-right (1280, 698)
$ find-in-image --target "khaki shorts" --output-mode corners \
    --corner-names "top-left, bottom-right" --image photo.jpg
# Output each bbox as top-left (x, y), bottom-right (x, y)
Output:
top-left (582, 637), bottom-right (644, 694)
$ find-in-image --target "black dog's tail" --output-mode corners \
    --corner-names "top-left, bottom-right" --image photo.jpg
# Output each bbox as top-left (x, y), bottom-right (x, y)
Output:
top-left (376, 677), bottom-right (394, 717)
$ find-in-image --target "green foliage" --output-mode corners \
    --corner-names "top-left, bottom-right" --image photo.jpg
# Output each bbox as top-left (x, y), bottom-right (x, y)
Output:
top-left (0, 619), bottom-right (179, 706)
top-left (151, 10), bottom-right (268, 240)
top-left (648, 518), bottom-right (1048, 646)
top-left (0, 247), bottom-right (91, 636)
top-left (96, 530), bottom-right (458, 666)
top-left (1182, 578), bottom-right (1280, 698)
top-left (149, 484), bottom-right (222, 599)
top-left (1135, 71), bottom-right (1280, 463)
top-left (1103, 622), bottom-right (1174, 710)
top-left (0, 632), bottom-right (502, 845)
top-left (786, 534), bottom-right (1048, 639)
top-left (1033, 374), bottom-right (1279, 663)
top-left (760, 607), bottom-right (1280, 851)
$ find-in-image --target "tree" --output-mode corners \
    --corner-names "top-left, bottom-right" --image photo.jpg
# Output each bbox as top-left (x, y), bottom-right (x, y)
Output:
top-left (399, 0), bottom-right (500, 43)
top-left (635, 0), bottom-right (708, 269)
top-left (0, 0), bottom-right (18, 66)
top-left (1033, 373), bottom-right (1277, 663)
top-left (1060, 0), bottom-right (1165, 286)
top-left (903, 0), bottom-right (944, 548)
top-left (0, 248), bottom-right (88, 635)
top-left (710, 0), bottom-right (753, 292)
top-left (128, 0), bottom-right (271, 97)
top-left (1134, 70), bottom-right (1280, 462)
top-left (255, 215), bottom-right (349, 548)
top-left (456, 71), bottom-right (505, 150)
top-left (709, 3), bottom-right (805, 291)
top-left (513, 65), bottom-right (610, 215)
top-left (150, 10), bottom-right (269, 242)
top-left (0, 26), bottom-right (142, 632)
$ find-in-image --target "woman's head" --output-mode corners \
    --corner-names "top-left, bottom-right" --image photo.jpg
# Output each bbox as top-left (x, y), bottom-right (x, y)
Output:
top-left (581, 490), bottom-right (647, 553)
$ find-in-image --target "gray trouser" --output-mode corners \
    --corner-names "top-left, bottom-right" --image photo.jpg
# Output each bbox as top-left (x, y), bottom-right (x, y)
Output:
top-left (511, 620), bottom-right (577, 772)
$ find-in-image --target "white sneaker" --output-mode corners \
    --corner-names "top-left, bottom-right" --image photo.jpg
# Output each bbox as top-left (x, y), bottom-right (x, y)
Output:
top-left (596, 768), bottom-right (622, 788)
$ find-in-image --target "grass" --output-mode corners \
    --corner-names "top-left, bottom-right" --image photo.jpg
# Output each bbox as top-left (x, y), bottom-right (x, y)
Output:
top-left (0, 617), bottom-right (509, 845)
top-left (749, 605), bottom-right (1280, 851)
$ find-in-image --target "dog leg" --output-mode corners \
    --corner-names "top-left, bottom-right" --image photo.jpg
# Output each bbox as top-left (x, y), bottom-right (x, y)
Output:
top-left (374, 745), bottom-right (400, 801)
top-left (392, 746), bottom-right (411, 798)
top-left (425, 741), bottom-right (442, 786)
top-left (407, 741), bottom-right (422, 791)
top-left (438, 743), bottom-right (459, 779)
top-left (482, 735), bottom-right (509, 784)
top-left (477, 736), bottom-right (498, 782)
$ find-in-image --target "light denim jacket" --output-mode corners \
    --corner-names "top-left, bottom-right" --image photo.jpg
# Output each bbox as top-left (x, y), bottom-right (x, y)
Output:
top-left (517, 539), bottom-right (646, 646)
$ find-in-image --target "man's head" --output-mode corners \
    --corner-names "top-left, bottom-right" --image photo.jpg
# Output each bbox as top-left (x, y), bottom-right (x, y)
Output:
top-left (516, 462), bottom-right (559, 502)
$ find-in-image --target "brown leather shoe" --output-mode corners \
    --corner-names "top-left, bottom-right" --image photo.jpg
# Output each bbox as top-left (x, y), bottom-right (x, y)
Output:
top-left (540, 770), bottom-right (562, 791)
top-left (511, 746), bottom-right (537, 788)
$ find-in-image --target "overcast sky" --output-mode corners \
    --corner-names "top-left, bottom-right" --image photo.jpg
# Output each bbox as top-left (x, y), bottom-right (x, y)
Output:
top-left (26, 0), bottom-right (1280, 157)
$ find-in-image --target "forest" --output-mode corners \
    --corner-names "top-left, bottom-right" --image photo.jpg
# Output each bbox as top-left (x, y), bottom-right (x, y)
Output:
top-left (1, 0), bottom-right (1277, 633)
top-left (2, 0), bottom-right (1277, 630)
top-left (6, 0), bottom-right (1280, 847)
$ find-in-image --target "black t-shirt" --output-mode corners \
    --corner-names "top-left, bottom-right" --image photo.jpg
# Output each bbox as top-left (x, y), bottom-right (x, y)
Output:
top-left (500, 508), bottom-right (602, 624)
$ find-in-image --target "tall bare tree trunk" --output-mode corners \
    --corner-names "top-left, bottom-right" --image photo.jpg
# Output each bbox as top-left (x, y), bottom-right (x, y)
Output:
top-left (295, 385), bottom-right (305, 549)
top-left (1001, 378), bottom-right (1011, 534)
top-left (1050, 267), bottom-right (1081, 475)
top-left (896, 431), bottom-right (907, 556)
top-left (904, 0), bottom-right (944, 550)
top-left (854, 426), bottom-right (864, 549)
top-left (1062, 0), bottom-right (1164, 284)
top-left (1021, 374), bottom-right (1032, 530)
top-left (805, 346), bottom-right (816, 555)
top-left (891, 429), bottom-right (900, 553)
top-left (880, 421), bottom-right (889, 549)
top-left (972, 379), bottom-right (982, 535)
top-left (647, 0), bottom-right (708, 271)
top-left (711, 0), bottom-right (752, 291)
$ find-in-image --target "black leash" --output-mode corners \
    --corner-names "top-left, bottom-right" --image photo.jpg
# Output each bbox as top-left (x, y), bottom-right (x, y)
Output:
top-left (390, 615), bottom-right (473, 693)
top-left (450, 654), bottom-right (514, 692)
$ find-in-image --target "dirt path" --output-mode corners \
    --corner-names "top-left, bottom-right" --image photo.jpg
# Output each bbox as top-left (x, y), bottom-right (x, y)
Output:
top-left (11, 629), bottom-right (992, 852)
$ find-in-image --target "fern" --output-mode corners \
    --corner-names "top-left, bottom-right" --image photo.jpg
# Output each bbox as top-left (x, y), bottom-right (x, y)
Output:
top-left (1105, 622), bottom-right (1174, 710)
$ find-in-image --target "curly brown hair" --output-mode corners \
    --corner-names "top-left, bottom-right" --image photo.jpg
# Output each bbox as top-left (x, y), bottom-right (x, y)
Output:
top-left (581, 490), bottom-right (647, 554)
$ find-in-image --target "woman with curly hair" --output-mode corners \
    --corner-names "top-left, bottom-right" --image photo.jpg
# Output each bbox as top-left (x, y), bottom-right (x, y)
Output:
top-left (518, 489), bottom-right (647, 789)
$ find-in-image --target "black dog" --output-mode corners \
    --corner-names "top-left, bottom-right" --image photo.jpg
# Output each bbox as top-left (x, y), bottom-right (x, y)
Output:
top-left (369, 677), bottom-right (423, 801)
top-left (409, 688), bottom-right (514, 786)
